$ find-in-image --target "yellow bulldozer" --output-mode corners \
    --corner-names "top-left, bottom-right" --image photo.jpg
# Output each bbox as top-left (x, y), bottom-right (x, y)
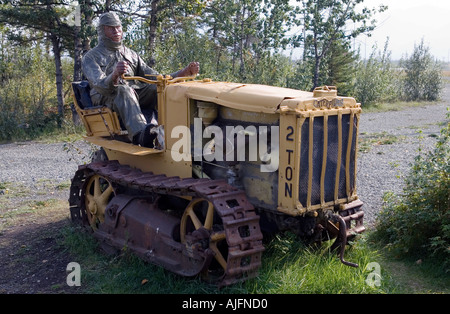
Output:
top-left (69, 74), bottom-right (365, 286)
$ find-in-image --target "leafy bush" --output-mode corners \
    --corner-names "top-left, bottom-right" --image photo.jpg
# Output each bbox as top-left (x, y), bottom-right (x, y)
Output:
top-left (353, 40), bottom-right (400, 106)
top-left (401, 39), bottom-right (443, 101)
top-left (0, 42), bottom-right (73, 142)
top-left (374, 111), bottom-right (450, 270)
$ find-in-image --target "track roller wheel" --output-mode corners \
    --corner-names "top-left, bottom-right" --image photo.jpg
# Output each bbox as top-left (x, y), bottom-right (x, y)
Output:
top-left (83, 174), bottom-right (116, 230)
top-left (180, 198), bottom-right (228, 282)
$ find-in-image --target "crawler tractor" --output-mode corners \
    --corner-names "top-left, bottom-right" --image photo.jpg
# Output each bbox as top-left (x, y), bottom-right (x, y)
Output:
top-left (69, 74), bottom-right (365, 286)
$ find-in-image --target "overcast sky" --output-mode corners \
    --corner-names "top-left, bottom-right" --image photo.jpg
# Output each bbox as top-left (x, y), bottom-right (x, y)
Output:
top-left (287, 0), bottom-right (450, 61)
top-left (356, 0), bottom-right (450, 61)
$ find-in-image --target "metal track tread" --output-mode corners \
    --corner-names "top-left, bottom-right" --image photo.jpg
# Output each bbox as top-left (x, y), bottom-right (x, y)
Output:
top-left (69, 160), bottom-right (264, 287)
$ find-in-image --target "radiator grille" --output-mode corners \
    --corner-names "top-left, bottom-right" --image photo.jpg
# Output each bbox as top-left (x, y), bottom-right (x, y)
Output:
top-left (298, 113), bottom-right (358, 208)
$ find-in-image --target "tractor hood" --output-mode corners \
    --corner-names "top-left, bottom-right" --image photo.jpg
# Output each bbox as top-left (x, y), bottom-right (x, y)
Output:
top-left (174, 80), bottom-right (359, 114)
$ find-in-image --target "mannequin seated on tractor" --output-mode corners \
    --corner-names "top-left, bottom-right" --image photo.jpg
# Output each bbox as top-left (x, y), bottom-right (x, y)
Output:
top-left (81, 11), bottom-right (199, 148)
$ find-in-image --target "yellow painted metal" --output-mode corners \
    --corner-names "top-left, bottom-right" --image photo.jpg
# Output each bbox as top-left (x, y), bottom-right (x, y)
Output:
top-left (277, 93), bottom-right (361, 215)
top-left (345, 112), bottom-right (355, 200)
top-left (104, 148), bottom-right (192, 178)
top-left (307, 116), bottom-right (314, 210)
top-left (186, 82), bottom-right (313, 114)
top-left (180, 198), bottom-right (227, 271)
top-left (312, 85), bottom-right (337, 98)
top-left (74, 76), bottom-right (362, 217)
top-left (320, 113), bottom-right (329, 207)
top-left (86, 136), bottom-right (162, 156)
top-left (335, 111), bottom-right (343, 202)
top-left (84, 174), bottom-right (115, 230)
top-left (353, 113), bottom-right (361, 200)
top-left (164, 83), bottom-right (191, 154)
top-left (71, 86), bottom-right (123, 137)
top-left (278, 112), bottom-right (305, 216)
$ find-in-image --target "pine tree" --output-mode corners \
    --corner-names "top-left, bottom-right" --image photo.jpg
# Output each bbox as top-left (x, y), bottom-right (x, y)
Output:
top-left (324, 39), bottom-right (358, 96)
top-left (293, 0), bottom-right (386, 89)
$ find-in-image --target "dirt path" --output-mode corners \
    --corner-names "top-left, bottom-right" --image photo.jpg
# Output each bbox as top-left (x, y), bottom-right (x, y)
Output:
top-left (0, 142), bottom-right (89, 294)
top-left (0, 200), bottom-right (83, 293)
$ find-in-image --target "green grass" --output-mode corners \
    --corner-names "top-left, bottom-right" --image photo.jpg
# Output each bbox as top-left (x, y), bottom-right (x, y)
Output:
top-left (243, 234), bottom-right (392, 294)
top-left (33, 124), bottom-right (85, 144)
top-left (0, 115), bottom-right (86, 144)
top-left (61, 226), bottom-right (399, 294)
top-left (362, 100), bottom-right (440, 113)
top-left (359, 131), bottom-right (405, 153)
top-left (379, 255), bottom-right (450, 294)
top-left (63, 224), bottom-right (450, 294)
top-left (0, 198), bottom-right (61, 232)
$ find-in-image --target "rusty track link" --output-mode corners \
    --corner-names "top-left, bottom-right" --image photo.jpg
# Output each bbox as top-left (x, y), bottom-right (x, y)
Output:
top-left (69, 160), bottom-right (264, 286)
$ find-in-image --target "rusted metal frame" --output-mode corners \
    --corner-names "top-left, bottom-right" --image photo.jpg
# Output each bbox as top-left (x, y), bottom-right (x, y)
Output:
top-left (69, 160), bottom-right (264, 287)
top-left (200, 188), bottom-right (264, 284)
top-left (340, 199), bottom-right (365, 236)
top-left (330, 215), bottom-right (359, 268)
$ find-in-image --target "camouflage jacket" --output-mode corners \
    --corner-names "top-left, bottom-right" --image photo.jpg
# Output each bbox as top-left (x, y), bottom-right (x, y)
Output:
top-left (82, 42), bottom-right (180, 106)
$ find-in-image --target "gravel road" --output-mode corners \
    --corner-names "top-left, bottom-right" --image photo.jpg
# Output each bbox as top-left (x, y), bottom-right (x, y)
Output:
top-left (0, 89), bottom-right (449, 227)
top-left (358, 102), bottom-right (448, 225)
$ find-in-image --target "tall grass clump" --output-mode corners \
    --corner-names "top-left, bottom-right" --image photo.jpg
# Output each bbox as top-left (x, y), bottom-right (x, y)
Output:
top-left (373, 111), bottom-right (450, 271)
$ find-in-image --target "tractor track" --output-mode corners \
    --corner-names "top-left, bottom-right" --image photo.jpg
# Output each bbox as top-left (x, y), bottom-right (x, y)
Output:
top-left (69, 160), bottom-right (264, 287)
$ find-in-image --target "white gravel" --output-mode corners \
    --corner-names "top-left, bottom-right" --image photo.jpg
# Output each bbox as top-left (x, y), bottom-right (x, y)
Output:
top-left (0, 141), bottom-right (93, 203)
top-left (357, 101), bottom-right (448, 226)
top-left (0, 89), bottom-right (448, 226)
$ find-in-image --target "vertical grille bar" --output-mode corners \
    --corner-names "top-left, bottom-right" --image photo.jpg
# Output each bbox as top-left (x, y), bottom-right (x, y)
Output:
top-left (345, 112), bottom-right (355, 199)
top-left (353, 114), bottom-right (360, 197)
top-left (320, 113), bottom-right (328, 206)
top-left (334, 111), bottom-right (343, 201)
top-left (307, 116), bottom-right (314, 209)
top-left (293, 108), bottom-right (360, 213)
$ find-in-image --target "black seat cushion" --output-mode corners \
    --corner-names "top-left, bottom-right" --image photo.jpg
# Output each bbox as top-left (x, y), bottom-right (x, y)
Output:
top-left (72, 81), bottom-right (94, 109)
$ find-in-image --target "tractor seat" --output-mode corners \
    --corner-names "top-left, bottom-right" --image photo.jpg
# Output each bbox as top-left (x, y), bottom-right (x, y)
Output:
top-left (71, 81), bottom-right (126, 138)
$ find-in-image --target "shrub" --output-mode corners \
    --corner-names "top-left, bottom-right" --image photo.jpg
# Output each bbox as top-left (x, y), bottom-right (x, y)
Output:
top-left (353, 39), bottom-right (400, 106)
top-left (0, 42), bottom-right (73, 142)
top-left (401, 39), bottom-right (443, 101)
top-left (373, 111), bottom-right (450, 270)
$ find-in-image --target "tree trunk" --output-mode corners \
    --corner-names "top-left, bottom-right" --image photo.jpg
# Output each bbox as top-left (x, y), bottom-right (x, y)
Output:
top-left (81, 0), bottom-right (94, 52)
top-left (238, 6), bottom-right (245, 79)
top-left (73, 25), bottom-right (83, 81)
top-left (312, 56), bottom-right (321, 90)
top-left (148, 0), bottom-right (160, 67)
top-left (51, 34), bottom-right (64, 126)
top-left (72, 24), bottom-right (83, 126)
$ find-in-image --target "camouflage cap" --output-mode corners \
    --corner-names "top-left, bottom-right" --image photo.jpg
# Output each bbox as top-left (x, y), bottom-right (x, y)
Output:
top-left (98, 12), bottom-right (122, 27)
